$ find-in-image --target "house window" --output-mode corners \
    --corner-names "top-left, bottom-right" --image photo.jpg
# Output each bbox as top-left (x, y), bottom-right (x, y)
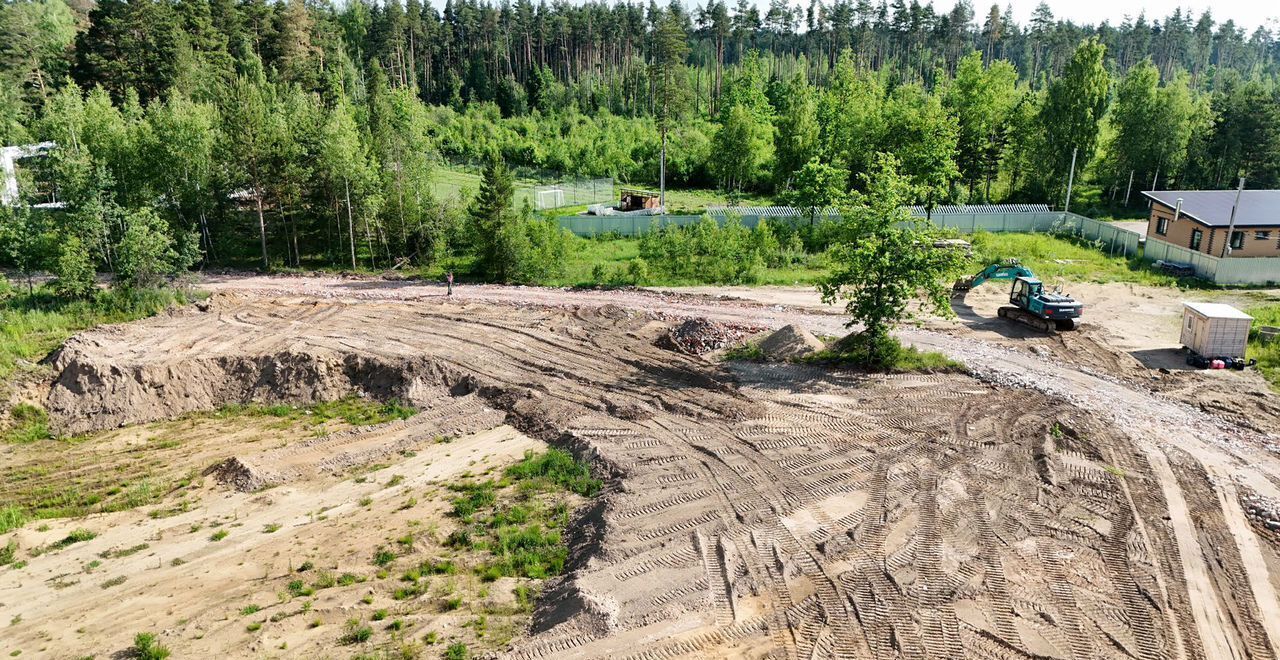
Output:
top-left (1190, 229), bottom-right (1203, 251)
top-left (1230, 231), bottom-right (1245, 250)
top-left (1255, 230), bottom-right (1271, 240)
top-left (1156, 217), bottom-right (1169, 235)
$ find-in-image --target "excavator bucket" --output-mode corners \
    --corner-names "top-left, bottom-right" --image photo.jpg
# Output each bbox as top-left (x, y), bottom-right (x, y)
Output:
top-left (951, 277), bottom-right (974, 296)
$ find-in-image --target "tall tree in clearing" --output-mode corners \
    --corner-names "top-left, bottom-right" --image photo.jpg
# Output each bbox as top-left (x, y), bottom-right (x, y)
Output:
top-left (319, 98), bottom-right (376, 270)
top-left (1035, 38), bottom-right (1110, 203)
top-left (818, 154), bottom-right (965, 367)
top-left (650, 10), bottom-right (689, 210)
top-left (469, 153), bottom-right (517, 282)
top-left (221, 73), bottom-right (279, 270)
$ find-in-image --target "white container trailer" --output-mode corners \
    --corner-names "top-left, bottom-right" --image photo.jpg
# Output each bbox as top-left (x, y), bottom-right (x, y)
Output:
top-left (1181, 302), bottom-right (1253, 359)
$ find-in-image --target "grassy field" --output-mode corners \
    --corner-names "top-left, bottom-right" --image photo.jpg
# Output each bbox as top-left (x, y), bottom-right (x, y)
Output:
top-left (967, 232), bottom-right (1205, 287)
top-left (429, 164), bottom-right (775, 213)
top-left (1247, 304), bottom-right (1280, 389)
top-left (542, 236), bottom-right (828, 288)
top-left (0, 286), bottom-right (200, 383)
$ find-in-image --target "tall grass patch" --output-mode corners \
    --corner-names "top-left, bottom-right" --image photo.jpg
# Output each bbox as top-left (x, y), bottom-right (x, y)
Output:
top-left (0, 286), bottom-right (197, 382)
top-left (444, 449), bottom-right (597, 581)
top-left (1248, 304), bottom-right (1280, 391)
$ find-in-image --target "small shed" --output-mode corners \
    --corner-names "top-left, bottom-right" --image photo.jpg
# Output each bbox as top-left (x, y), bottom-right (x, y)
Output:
top-left (619, 188), bottom-right (660, 212)
top-left (1181, 302), bottom-right (1253, 359)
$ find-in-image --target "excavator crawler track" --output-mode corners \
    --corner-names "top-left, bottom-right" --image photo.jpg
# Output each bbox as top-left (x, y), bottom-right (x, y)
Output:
top-left (996, 306), bottom-right (1072, 333)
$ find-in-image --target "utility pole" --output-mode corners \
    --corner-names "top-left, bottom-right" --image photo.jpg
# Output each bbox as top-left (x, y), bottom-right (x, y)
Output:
top-left (1123, 169), bottom-right (1134, 205)
top-left (659, 130), bottom-right (666, 215)
top-left (1063, 147), bottom-right (1078, 214)
top-left (1222, 177), bottom-right (1245, 258)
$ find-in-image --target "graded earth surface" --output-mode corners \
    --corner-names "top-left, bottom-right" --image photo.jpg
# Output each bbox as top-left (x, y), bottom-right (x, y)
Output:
top-left (4, 274), bottom-right (1280, 659)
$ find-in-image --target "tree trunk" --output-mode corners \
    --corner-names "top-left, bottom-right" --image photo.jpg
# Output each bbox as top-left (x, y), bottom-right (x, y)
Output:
top-left (255, 186), bottom-right (269, 270)
top-left (344, 178), bottom-right (357, 270)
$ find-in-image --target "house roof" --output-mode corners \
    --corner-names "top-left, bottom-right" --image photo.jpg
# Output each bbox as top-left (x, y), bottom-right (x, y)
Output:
top-left (1142, 190), bottom-right (1280, 228)
top-left (1183, 301), bottom-right (1253, 320)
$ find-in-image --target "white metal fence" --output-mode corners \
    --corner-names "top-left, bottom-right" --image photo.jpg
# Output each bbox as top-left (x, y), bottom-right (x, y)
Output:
top-left (1144, 238), bottom-right (1280, 285)
top-left (553, 208), bottom-right (1278, 285)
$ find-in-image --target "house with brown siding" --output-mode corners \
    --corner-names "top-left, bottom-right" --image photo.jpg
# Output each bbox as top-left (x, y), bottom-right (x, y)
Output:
top-left (1142, 190), bottom-right (1280, 258)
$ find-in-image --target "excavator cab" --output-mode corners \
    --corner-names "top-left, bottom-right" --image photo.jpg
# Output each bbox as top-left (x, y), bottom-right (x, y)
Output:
top-left (1009, 277), bottom-right (1040, 309)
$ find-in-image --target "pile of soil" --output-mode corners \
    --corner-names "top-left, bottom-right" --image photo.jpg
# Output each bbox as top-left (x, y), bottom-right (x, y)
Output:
top-left (757, 324), bottom-right (825, 361)
top-left (655, 317), bottom-right (762, 355)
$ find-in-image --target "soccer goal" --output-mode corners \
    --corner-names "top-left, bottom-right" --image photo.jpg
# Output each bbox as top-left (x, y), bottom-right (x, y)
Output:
top-left (535, 187), bottom-right (565, 210)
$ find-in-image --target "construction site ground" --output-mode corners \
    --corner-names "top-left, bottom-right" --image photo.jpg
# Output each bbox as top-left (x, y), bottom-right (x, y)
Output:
top-left (4, 272), bottom-right (1280, 659)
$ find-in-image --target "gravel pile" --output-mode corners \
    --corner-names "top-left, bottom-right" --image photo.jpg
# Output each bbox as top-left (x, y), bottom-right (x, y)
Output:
top-left (1241, 489), bottom-right (1280, 535)
top-left (655, 317), bottom-right (763, 355)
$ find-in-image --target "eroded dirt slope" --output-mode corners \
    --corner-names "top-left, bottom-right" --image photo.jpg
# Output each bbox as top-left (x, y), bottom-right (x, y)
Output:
top-left (28, 292), bottom-right (1280, 659)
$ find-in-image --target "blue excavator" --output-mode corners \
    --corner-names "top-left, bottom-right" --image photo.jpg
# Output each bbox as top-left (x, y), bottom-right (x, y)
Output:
top-left (952, 259), bottom-right (1083, 332)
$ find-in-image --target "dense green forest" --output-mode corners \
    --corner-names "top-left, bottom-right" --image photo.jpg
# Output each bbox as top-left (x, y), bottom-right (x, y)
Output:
top-left (1, 0), bottom-right (1278, 281)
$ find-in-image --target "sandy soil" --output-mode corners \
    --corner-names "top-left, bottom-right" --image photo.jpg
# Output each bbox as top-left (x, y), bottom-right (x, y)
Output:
top-left (3, 421), bottom-right (546, 658)
top-left (6, 273), bottom-right (1279, 659)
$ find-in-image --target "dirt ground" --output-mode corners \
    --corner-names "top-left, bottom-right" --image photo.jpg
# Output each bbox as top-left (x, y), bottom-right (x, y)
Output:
top-left (5, 273), bottom-right (1280, 659)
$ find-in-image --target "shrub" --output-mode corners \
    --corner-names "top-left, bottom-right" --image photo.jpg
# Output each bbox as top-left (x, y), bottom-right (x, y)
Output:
top-left (52, 236), bottom-right (96, 299)
top-left (131, 632), bottom-right (171, 660)
top-left (372, 547), bottom-right (396, 567)
top-left (0, 539), bottom-right (17, 566)
top-left (115, 208), bottom-right (196, 289)
top-left (504, 449), bottom-right (601, 497)
top-left (3, 404), bottom-right (51, 444)
top-left (340, 619), bottom-right (373, 645)
top-left (444, 642), bottom-right (470, 660)
top-left (638, 216), bottom-right (775, 284)
top-left (0, 505), bottom-right (27, 534)
top-left (804, 332), bottom-right (965, 373)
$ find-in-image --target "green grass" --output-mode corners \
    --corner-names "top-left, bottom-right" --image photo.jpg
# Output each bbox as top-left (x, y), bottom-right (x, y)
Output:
top-left (723, 343), bottom-right (765, 361)
top-left (504, 449), bottom-right (601, 497)
top-left (0, 287), bottom-right (198, 384)
top-left (542, 236), bottom-right (827, 288)
top-left (1247, 304), bottom-right (1280, 391)
top-left (968, 231), bottom-right (1206, 288)
top-left (0, 505), bottom-right (26, 534)
top-left (442, 450), bottom-right (595, 582)
top-left (2, 404), bottom-right (50, 444)
top-left (804, 333), bottom-right (966, 374)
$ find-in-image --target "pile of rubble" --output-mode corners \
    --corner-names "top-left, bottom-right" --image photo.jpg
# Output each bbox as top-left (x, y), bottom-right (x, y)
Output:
top-left (1241, 488), bottom-right (1280, 539)
top-left (655, 317), bottom-right (763, 355)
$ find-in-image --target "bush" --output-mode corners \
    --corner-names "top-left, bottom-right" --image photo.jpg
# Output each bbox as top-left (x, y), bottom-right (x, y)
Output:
top-left (52, 236), bottom-right (96, 299)
top-left (115, 209), bottom-right (198, 289)
top-left (131, 632), bottom-right (171, 660)
top-left (3, 403), bottom-right (51, 444)
top-left (804, 332), bottom-right (965, 373)
top-left (504, 449), bottom-right (601, 497)
top-left (444, 642), bottom-right (470, 660)
top-left (340, 619), bottom-right (373, 644)
top-left (638, 216), bottom-right (781, 284)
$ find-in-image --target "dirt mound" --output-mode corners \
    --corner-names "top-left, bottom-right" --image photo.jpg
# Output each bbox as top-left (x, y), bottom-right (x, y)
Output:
top-left (757, 324), bottom-right (825, 361)
top-left (655, 317), bottom-right (761, 355)
top-left (204, 456), bottom-right (281, 492)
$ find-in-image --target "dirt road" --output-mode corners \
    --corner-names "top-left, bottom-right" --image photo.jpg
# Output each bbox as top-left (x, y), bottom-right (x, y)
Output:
top-left (8, 272), bottom-right (1280, 658)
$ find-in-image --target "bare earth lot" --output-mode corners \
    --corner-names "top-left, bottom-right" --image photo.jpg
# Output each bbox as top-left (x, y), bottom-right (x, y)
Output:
top-left (5, 273), bottom-right (1280, 658)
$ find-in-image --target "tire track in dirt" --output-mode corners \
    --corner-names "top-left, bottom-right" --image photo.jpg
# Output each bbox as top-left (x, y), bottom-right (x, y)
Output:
top-left (1146, 448), bottom-right (1241, 660)
top-left (36, 289), bottom-right (1280, 659)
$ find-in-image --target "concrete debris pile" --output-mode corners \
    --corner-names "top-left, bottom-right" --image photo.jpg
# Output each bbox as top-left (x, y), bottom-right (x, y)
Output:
top-left (758, 324), bottom-right (825, 361)
top-left (1241, 488), bottom-right (1280, 537)
top-left (655, 317), bottom-right (762, 355)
